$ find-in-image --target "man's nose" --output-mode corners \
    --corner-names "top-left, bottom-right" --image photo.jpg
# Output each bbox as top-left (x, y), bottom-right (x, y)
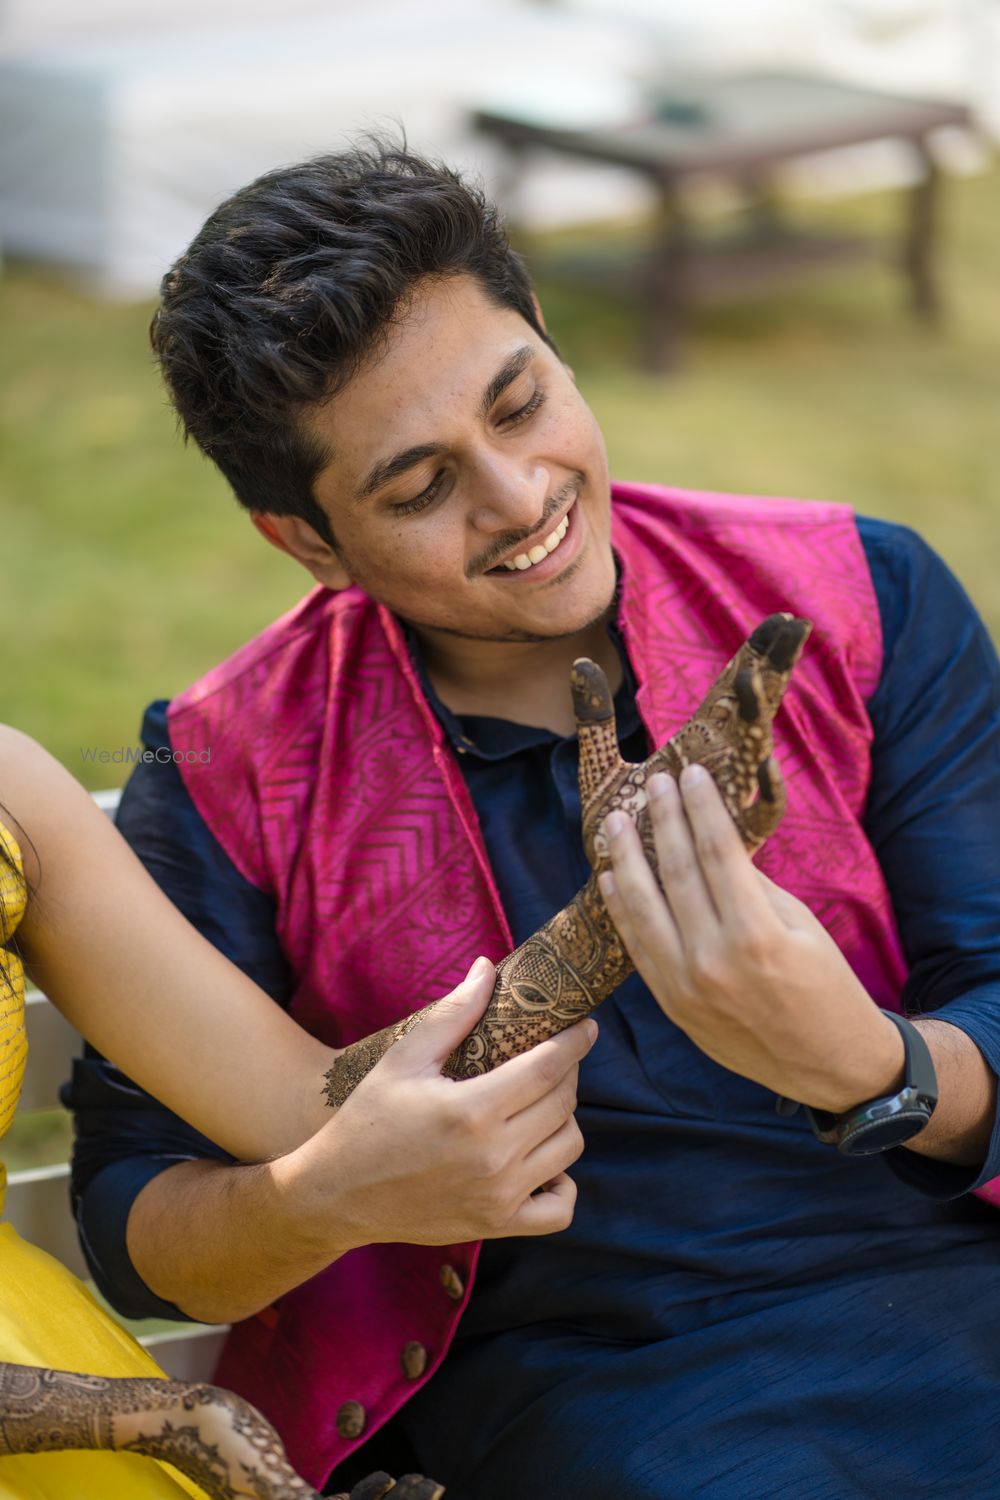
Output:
top-left (468, 453), bottom-right (549, 534)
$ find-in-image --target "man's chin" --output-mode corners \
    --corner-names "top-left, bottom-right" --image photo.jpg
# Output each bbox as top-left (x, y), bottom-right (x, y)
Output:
top-left (407, 584), bottom-right (618, 646)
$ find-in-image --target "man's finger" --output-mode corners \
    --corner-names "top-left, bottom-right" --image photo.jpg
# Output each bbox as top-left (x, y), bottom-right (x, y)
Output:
top-left (507, 1171), bottom-right (578, 1237)
top-left (598, 868), bottom-right (658, 977)
top-left (385, 958), bottom-right (497, 1073)
top-left (470, 1017), bottom-right (596, 1117)
top-left (519, 1114), bottom-right (586, 1188)
top-left (676, 766), bottom-right (770, 920)
top-left (507, 1069), bottom-right (580, 1158)
top-left (642, 774), bottom-right (718, 937)
top-left (601, 803), bottom-right (704, 986)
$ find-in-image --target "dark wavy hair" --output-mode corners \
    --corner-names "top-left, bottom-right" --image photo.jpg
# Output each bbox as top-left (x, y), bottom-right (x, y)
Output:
top-left (150, 138), bottom-right (550, 548)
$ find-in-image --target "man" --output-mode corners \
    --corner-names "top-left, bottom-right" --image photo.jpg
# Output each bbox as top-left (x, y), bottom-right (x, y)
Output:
top-left (69, 142), bottom-right (1000, 1498)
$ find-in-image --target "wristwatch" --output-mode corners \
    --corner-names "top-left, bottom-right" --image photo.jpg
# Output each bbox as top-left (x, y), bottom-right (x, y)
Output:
top-left (781, 1010), bottom-right (938, 1156)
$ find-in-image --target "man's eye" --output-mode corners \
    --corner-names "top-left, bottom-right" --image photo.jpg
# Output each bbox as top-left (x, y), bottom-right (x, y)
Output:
top-left (500, 388), bottom-right (546, 426)
top-left (392, 470), bottom-right (445, 516)
top-left (388, 390), bottom-right (545, 516)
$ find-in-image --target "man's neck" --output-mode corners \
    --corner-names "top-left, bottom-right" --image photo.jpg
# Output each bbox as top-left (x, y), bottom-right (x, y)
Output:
top-left (415, 616), bottom-right (623, 737)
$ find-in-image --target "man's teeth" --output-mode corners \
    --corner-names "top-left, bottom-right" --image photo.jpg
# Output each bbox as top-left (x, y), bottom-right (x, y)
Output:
top-left (501, 514), bottom-right (570, 571)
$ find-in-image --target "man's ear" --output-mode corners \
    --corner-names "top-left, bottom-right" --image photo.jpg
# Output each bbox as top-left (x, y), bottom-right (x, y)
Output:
top-left (251, 513), bottom-right (353, 591)
top-left (531, 292), bottom-right (547, 333)
top-left (531, 292), bottom-right (575, 382)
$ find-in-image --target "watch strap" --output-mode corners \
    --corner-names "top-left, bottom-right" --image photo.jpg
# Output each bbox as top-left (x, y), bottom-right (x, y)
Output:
top-left (805, 1009), bottom-right (938, 1153)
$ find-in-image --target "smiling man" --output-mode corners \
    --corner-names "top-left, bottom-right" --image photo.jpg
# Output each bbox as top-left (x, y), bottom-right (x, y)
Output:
top-left (68, 143), bottom-right (1000, 1499)
top-left (253, 273), bottom-right (621, 732)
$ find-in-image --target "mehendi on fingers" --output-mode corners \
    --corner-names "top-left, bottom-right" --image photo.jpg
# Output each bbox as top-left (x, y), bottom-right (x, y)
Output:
top-left (324, 614), bottom-right (810, 1104)
top-left (120, 1387), bottom-right (322, 1500)
top-left (328, 1476), bottom-right (446, 1500)
top-left (386, 1478), bottom-right (447, 1500)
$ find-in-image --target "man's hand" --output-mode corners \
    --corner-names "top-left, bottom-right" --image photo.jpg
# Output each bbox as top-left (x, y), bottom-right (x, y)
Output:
top-left (283, 957), bottom-right (594, 1254)
top-left (597, 765), bottom-right (903, 1114)
top-left (129, 960), bottom-right (593, 1323)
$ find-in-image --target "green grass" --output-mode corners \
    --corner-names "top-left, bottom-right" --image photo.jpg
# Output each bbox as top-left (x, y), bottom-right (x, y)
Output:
top-left (3, 161), bottom-right (999, 787)
top-left (2, 1108), bottom-right (72, 1174)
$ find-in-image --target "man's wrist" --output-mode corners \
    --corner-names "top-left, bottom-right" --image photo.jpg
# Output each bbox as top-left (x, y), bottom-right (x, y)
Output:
top-left (127, 1155), bottom-right (353, 1323)
top-left (271, 1129), bottom-right (364, 1263)
top-left (812, 1009), bottom-right (907, 1115)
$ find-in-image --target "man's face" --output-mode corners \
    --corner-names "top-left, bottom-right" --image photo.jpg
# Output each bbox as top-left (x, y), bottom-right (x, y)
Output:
top-left (303, 274), bottom-right (616, 644)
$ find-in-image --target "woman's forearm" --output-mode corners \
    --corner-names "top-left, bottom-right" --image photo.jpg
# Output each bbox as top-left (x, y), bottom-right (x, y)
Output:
top-left (0, 1361), bottom-right (318, 1498)
top-left (2, 724), bottom-right (336, 1162)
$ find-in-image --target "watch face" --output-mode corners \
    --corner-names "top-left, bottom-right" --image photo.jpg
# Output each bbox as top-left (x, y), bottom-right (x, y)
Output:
top-left (841, 1109), bottom-right (932, 1156)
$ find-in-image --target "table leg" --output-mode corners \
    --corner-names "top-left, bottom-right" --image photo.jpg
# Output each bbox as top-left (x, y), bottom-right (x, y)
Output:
top-left (904, 138), bottom-right (941, 324)
top-left (643, 181), bottom-right (688, 374)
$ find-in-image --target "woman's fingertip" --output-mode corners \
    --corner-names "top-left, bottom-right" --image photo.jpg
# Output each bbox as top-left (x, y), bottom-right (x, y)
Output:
top-left (598, 871), bottom-right (616, 900)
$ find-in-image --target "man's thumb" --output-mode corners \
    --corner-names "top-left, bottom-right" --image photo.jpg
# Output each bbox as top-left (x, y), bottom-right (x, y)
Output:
top-left (391, 956), bottom-right (496, 1070)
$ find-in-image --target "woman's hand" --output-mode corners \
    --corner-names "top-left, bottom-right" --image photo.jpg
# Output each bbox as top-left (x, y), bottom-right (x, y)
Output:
top-left (329, 1473), bottom-right (445, 1498)
top-left (115, 1382), bottom-right (321, 1499)
top-left (575, 612), bottom-right (811, 870)
top-left (123, 1383), bottom-right (446, 1499)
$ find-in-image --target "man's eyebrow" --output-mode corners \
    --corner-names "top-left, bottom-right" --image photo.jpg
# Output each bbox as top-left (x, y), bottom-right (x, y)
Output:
top-left (357, 442), bottom-right (443, 501)
top-left (356, 344), bottom-right (536, 501)
top-left (478, 344), bottom-right (535, 419)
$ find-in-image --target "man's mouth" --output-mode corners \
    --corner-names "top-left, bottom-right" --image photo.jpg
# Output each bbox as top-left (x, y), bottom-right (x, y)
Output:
top-left (487, 504), bottom-right (574, 574)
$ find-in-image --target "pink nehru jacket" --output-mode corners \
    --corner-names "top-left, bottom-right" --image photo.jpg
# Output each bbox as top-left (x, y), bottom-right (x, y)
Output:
top-left (168, 483), bottom-right (992, 1488)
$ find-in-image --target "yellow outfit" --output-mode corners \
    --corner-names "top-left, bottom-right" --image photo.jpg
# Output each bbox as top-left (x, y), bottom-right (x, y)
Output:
top-left (0, 820), bottom-right (208, 1499)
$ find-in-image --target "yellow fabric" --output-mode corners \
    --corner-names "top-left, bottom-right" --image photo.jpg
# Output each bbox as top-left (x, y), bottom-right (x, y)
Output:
top-left (0, 821), bottom-right (28, 1143)
top-left (0, 819), bottom-right (207, 1499)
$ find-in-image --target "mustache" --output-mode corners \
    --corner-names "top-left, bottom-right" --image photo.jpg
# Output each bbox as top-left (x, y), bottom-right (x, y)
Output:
top-left (474, 473), bottom-right (585, 576)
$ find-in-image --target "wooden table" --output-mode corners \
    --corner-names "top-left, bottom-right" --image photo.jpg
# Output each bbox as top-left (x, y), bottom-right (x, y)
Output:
top-left (474, 72), bottom-right (972, 371)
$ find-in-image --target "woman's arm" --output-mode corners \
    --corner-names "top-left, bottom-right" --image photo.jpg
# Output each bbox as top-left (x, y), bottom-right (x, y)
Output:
top-left (1, 725), bottom-right (335, 1162)
top-left (1, 725), bottom-right (591, 1325)
top-left (0, 1362), bottom-right (442, 1499)
top-left (0, 1361), bottom-right (320, 1498)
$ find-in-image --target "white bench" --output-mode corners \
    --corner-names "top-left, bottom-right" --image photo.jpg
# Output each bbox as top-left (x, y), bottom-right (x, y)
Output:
top-left (4, 788), bottom-right (229, 1381)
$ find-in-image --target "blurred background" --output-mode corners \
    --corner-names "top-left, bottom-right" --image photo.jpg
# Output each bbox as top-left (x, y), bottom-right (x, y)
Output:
top-left (3, 0), bottom-right (999, 787)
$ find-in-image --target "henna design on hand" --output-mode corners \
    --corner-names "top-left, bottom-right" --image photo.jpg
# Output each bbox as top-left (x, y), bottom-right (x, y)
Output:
top-left (0, 1366), bottom-right (116, 1453)
top-left (328, 1475), bottom-right (445, 1500)
top-left (324, 614), bottom-right (810, 1104)
top-left (0, 1364), bottom-right (321, 1498)
top-left (0, 1363), bottom-right (445, 1498)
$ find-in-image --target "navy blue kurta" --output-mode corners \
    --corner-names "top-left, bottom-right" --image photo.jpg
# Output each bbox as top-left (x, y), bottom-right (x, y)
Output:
top-left (395, 519), bottom-right (1000, 1498)
top-left (67, 516), bottom-right (1000, 1497)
